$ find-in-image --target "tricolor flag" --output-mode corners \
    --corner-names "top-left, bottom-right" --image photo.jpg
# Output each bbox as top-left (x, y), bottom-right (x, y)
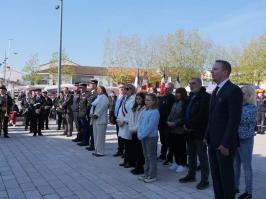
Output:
top-left (175, 74), bottom-right (181, 88)
top-left (159, 70), bottom-right (166, 96)
top-left (134, 68), bottom-right (141, 90)
top-left (142, 71), bottom-right (148, 90)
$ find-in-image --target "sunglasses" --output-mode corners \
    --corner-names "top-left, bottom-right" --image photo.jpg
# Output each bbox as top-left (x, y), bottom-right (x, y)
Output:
top-left (125, 87), bottom-right (132, 91)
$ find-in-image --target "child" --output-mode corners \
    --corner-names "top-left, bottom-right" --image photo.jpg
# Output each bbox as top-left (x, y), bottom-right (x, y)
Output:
top-left (128, 92), bottom-right (146, 175)
top-left (137, 93), bottom-right (160, 183)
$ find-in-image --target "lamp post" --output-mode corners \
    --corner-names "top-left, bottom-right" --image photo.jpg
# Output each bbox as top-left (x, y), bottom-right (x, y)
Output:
top-left (56, 0), bottom-right (63, 96)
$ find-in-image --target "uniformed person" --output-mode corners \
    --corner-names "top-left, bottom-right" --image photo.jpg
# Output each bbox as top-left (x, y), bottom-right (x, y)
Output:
top-left (21, 92), bottom-right (32, 131)
top-left (54, 91), bottom-right (65, 130)
top-left (77, 83), bottom-right (90, 146)
top-left (32, 89), bottom-right (45, 136)
top-left (72, 82), bottom-right (81, 142)
top-left (62, 87), bottom-right (73, 137)
top-left (42, 91), bottom-right (53, 130)
top-left (84, 79), bottom-right (98, 151)
top-left (0, 85), bottom-right (12, 138)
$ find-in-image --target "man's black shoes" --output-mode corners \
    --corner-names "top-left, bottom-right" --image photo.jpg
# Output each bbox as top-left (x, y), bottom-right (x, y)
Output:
top-left (238, 192), bottom-right (252, 199)
top-left (196, 181), bottom-right (209, 190)
top-left (179, 175), bottom-right (196, 183)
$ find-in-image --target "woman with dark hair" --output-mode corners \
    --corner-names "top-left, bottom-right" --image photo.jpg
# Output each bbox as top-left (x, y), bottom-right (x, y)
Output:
top-left (90, 86), bottom-right (109, 156)
top-left (167, 87), bottom-right (188, 173)
top-left (128, 92), bottom-right (146, 175)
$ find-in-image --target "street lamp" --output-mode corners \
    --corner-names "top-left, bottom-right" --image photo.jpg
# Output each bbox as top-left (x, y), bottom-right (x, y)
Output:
top-left (55, 0), bottom-right (63, 96)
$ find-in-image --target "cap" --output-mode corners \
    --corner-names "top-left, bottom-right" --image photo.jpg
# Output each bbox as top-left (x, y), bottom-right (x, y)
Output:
top-left (74, 82), bottom-right (80, 86)
top-left (42, 90), bottom-right (48, 93)
top-left (34, 88), bottom-right (42, 92)
top-left (79, 83), bottom-right (87, 87)
top-left (88, 79), bottom-right (98, 85)
top-left (0, 85), bottom-right (7, 90)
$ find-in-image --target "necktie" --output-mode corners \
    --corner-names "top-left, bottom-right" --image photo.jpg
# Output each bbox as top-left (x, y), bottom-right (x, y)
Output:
top-left (212, 86), bottom-right (219, 96)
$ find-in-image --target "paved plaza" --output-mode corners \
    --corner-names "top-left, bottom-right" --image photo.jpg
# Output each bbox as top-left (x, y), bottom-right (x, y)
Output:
top-left (0, 124), bottom-right (266, 199)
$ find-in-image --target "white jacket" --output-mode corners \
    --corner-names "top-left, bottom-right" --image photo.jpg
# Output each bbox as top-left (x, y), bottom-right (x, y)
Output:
top-left (117, 95), bottom-right (135, 140)
top-left (128, 106), bottom-right (146, 134)
top-left (90, 94), bottom-right (109, 125)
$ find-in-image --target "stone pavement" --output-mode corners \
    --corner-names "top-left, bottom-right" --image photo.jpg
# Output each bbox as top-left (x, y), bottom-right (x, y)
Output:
top-left (0, 124), bottom-right (266, 199)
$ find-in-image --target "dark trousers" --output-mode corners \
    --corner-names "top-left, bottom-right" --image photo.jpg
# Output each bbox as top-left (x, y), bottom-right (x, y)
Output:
top-left (63, 113), bottom-right (73, 136)
top-left (132, 133), bottom-right (145, 169)
top-left (169, 133), bottom-right (187, 165)
top-left (116, 122), bottom-right (125, 154)
top-left (208, 146), bottom-right (235, 199)
top-left (24, 114), bottom-right (31, 130)
top-left (57, 112), bottom-right (63, 130)
top-left (32, 114), bottom-right (43, 135)
top-left (43, 112), bottom-right (49, 129)
top-left (0, 115), bottom-right (9, 136)
top-left (79, 117), bottom-right (94, 147)
top-left (159, 125), bottom-right (172, 160)
top-left (124, 138), bottom-right (135, 166)
top-left (187, 136), bottom-right (209, 181)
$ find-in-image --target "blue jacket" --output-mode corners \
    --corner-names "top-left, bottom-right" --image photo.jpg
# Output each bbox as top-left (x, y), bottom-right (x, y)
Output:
top-left (238, 104), bottom-right (257, 139)
top-left (137, 108), bottom-right (160, 140)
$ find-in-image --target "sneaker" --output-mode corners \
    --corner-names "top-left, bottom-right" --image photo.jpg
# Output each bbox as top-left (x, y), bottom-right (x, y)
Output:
top-left (196, 181), bottom-right (209, 190)
top-left (175, 165), bottom-right (186, 173)
top-left (138, 175), bottom-right (147, 181)
top-left (169, 163), bottom-right (178, 170)
top-left (144, 177), bottom-right (157, 183)
top-left (238, 192), bottom-right (252, 199)
top-left (179, 175), bottom-right (196, 183)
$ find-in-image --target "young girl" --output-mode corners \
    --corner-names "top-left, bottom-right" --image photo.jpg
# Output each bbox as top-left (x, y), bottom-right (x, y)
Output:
top-left (128, 92), bottom-right (146, 175)
top-left (137, 93), bottom-right (160, 183)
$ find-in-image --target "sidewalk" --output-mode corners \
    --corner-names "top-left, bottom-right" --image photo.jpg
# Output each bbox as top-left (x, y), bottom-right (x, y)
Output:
top-left (0, 125), bottom-right (265, 199)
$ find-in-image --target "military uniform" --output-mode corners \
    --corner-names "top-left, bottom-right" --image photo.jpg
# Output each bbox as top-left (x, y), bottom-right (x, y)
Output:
top-left (62, 92), bottom-right (74, 136)
top-left (31, 93), bottom-right (45, 136)
top-left (42, 93), bottom-right (53, 130)
top-left (77, 85), bottom-right (90, 146)
top-left (21, 94), bottom-right (33, 131)
top-left (0, 86), bottom-right (13, 138)
top-left (71, 88), bottom-right (81, 141)
top-left (54, 95), bottom-right (64, 130)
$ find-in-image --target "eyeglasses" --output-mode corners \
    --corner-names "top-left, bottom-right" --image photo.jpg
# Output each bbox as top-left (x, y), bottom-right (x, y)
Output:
top-left (125, 87), bottom-right (131, 91)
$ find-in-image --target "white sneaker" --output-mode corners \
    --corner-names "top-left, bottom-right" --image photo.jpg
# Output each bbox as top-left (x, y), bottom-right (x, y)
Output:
top-left (169, 163), bottom-right (178, 170)
top-left (175, 165), bottom-right (186, 173)
top-left (138, 175), bottom-right (147, 181)
top-left (144, 177), bottom-right (157, 183)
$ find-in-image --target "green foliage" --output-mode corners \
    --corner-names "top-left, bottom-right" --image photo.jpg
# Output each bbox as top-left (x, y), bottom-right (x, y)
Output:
top-left (22, 54), bottom-right (42, 85)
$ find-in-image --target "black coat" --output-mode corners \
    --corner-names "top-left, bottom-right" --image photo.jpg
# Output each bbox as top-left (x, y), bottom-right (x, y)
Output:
top-left (158, 94), bottom-right (175, 126)
top-left (205, 80), bottom-right (243, 150)
top-left (185, 87), bottom-right (210, 139)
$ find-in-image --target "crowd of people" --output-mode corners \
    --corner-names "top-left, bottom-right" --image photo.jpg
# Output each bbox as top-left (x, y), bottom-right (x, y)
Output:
top-left (0, 60), bottom-right (265, 199)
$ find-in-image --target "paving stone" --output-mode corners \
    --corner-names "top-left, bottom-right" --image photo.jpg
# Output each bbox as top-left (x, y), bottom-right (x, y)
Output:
top-left (0, 125), bottom-right (265, 199)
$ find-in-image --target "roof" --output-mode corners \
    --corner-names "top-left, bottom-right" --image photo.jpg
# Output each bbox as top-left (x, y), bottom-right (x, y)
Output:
top-left (37, 65), bottom-right (148, 76)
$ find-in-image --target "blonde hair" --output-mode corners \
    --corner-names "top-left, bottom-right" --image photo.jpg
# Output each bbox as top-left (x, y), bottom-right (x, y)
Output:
top-left (241, 86), bottom-right (257, 106)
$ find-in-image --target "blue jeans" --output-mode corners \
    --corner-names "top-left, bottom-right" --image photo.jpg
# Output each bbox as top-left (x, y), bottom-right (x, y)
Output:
top-left (141, 137), bottom-right (158, 178)
top-left (234, 137), bottom-right (254, 194)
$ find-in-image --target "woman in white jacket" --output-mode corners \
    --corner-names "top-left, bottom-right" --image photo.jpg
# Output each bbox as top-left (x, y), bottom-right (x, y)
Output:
top-left (128, 92), bottom-right (146, 175)
top-left (90, 86), bottom-right (109, 157)
top-left (117, 84), bottom-right (136, 167)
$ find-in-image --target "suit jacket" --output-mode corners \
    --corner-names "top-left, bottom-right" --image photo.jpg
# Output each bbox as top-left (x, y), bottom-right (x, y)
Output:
top-left (205, 80), bottom-right (243, 150)
top-left (90, 94), bottom-right (109, 125)
top-left (62, 94), bottom-right (73, 114)
top-left (185, 87), bottom-right (210, 139)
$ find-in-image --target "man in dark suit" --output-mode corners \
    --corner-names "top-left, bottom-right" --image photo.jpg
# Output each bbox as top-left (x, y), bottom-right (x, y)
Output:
top-left (204, 60), bottom-right (243, 199)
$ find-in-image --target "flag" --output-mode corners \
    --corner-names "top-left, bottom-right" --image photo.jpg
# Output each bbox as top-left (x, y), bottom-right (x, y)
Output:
top-left (134, 68), bottom-right (141, 90)
top-left (142, 71), bottom-right (148, 90)
top-left (175, 74), bottom-right (181, 88)
top-left (159, 70), bottom-right (166, 96)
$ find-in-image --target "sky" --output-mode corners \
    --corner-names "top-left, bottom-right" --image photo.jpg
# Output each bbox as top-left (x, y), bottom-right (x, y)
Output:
top-left (0, 0), bottom-right (266, 72)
